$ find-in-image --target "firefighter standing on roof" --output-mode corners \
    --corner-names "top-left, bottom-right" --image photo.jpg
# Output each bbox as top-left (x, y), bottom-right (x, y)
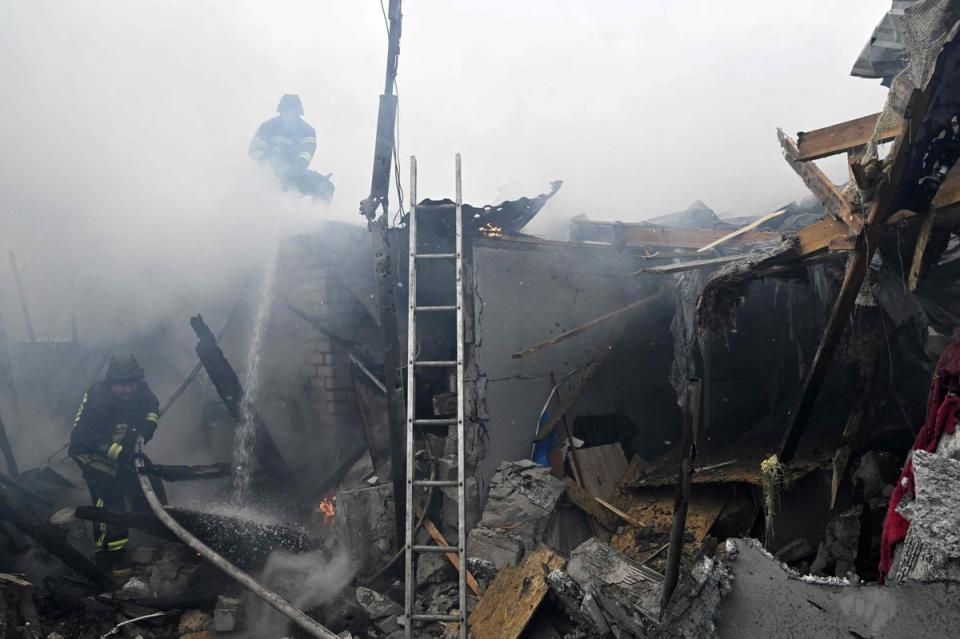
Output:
top-left (249, 93), bottom-right (335, 201)
top-left (69, 355), bottom-right (166, 577)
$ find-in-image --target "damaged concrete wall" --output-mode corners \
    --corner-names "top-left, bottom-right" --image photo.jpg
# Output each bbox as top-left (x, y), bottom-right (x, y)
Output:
top-left (471, 239), bottom-right (674, 494)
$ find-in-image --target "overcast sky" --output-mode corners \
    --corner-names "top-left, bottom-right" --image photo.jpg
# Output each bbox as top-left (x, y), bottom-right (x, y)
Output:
top-left (0, 0), bottom-right (892, 341)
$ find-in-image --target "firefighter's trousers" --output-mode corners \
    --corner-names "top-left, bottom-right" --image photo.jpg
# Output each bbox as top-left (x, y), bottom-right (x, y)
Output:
top-left (73, 454), bottom-right (167, 558)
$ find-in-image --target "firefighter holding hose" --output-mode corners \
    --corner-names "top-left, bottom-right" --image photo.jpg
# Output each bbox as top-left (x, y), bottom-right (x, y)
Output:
top-left (69, 355), bottom-right (166, 578)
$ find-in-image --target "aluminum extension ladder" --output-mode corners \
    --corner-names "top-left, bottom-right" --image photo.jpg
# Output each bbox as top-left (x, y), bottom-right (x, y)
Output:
top-left (404, 154), bottom-right (468, 638)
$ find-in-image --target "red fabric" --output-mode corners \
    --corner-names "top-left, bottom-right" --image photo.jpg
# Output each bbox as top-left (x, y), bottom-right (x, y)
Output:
top-left (879, 328), bottom-right (960, 581)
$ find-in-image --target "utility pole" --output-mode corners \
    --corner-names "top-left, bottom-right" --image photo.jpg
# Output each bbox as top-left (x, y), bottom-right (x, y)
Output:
top-left (360, 0), bottom-right (406, 546)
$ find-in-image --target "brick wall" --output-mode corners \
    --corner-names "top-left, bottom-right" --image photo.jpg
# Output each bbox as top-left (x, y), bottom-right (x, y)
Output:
top-left (277, 236), bottom-right (368, 439)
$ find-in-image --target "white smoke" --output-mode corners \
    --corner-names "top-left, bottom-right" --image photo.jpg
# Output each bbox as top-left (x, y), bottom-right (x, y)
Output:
top-left (248, 549), bottom-right (357, 637)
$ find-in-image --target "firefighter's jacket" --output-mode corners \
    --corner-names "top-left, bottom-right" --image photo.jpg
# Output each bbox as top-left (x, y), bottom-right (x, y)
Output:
top-left (69, 381), bottom-right (159, 474)
top-left (248, 116), bottom-right (317, 173)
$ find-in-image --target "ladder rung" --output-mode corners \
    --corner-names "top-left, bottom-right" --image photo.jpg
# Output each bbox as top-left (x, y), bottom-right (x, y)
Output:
top-left (414, 360), bottom-right (457, 367)
top-left (413, 479), bottom-right (458, 488)
top-left (414, 253), bottom-right (457, 260)
top-left (414, 305), bottom-right (457, 312)
top-left (412, 545), bottom-right (459, 553)
top-left (413, 418), bottom-right (458, 426)
top-left (411, 614), bottom-right (462, 623)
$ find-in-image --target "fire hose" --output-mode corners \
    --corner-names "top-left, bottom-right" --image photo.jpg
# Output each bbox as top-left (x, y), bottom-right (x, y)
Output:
top-left (133, 439), bottom-right (340, 639)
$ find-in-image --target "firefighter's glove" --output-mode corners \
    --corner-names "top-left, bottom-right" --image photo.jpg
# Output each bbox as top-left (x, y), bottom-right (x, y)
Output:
top-left (118, 444), bottom-right (136, 467)
top-left (141, 414), bottom-right (159, 444)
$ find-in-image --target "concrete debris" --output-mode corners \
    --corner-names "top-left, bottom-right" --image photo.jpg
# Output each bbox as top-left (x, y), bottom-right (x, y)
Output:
top-left (337, 483), bottom-right (396, 577)
top-left (553, 538), bottom-right (662, 637)
top-left (660, 538), bottom-right (960, 638)
top-left (466, 526), bottom-right (524, 570)
top-left (118, 577), bottom-right (150, 600)
top-left (659, 555), bottom-right (731, 639)
top-left (891, 450), bottom-right (960, 581)
top-left (544, 568), bottom-right (613, 635)
top-left (851, 450), bottom-right (890, 501)
top-left (810, 506), bottom-right (862, 579)
top-left (213, 595), bottom-right (241, 632)
top-left (355, 586), bottom-right (403, 635)
top-left (416, 548), bottom-right (457, 585)
top-left (466, 461), bottom-right (564, 570)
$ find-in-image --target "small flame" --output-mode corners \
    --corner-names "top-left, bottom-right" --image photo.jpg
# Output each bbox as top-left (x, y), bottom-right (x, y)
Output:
top-left (317, 495), bottom-right (336, 525)
top-left (479, 223), bottom-right (503, 238)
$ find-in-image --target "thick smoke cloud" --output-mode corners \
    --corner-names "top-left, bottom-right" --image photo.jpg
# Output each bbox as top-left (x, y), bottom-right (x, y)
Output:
top-left (0, 1), bottom-right (891, 345)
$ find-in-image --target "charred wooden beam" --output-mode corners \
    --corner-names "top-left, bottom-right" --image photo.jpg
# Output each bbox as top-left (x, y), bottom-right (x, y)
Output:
top-left (160, 295), bottom-right (244, 418)
top-left (97, 592), bottom-right (219, 611)
top-left (140, 463), bottom-right (233, 482)
top-left (661, 378), bottom-right (701, 614)
top-left (779, 129), bottom-right (861, 232)
top-left (189, 315), bottom-right (295, 491)
top-left (75, 504), bottom-right (321, 569)
top-left (75, 505), bottom-right (177, 542)
top-left (0, 486), bottom-right (112, 590)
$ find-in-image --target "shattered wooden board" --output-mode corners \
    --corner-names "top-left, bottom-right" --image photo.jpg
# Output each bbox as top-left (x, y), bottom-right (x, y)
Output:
top-left (468, 547), bottom-right (565, 639)
top-left (576, 443), bottom-right (628, 501)
top-left (610, 485), bottom-right (729, 568)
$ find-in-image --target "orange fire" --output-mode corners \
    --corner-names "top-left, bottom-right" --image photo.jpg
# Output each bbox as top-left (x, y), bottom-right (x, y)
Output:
top-left (317, 495), bottom-right (336, 526)
top-left (479, 223), bottom-right (503, 238)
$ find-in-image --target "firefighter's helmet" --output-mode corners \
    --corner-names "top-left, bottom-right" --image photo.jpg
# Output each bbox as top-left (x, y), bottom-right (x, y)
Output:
top-left (106, 355), bottom-right (144, 383)
top-left (277, 94), bottom-right (304, 115)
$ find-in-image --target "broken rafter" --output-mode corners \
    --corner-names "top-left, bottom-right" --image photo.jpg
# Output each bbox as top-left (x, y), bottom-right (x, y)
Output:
top-left (796, 112), bottom-right (902, 162)
top-left (779, 129), bottom-right (862, 233)
top-left (160, 293), bottom-right (244, 418)
top-left (512, 289), bottom-right (665, 359)
top-left (779, 26), bottom-right (960, 467)
top-left (626, 254), bottom-right (747, 275)
top-left (908, 206), bottom-right (937, 291)
top-left (696, 209), bottom-right (786, 253)
top-left (190, 314), bottom-right (296, 492)
top-left (569, 219), bottom-right (780, 250)
top-left (795, 216), bottom-right (853, 257)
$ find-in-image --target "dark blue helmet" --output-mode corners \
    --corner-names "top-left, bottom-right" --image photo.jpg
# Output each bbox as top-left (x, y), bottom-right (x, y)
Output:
top-left (277, 94), bottom-right (304, 115)
top-left (106, 355), bottom-right (144, 383)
